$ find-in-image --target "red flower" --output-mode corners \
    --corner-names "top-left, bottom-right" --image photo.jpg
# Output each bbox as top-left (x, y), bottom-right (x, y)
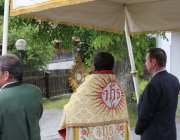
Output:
top-left (73, 87), bottom-right (77, 91)
top-left (81, 129), bottom-right (86, 135)
top-left (120, 125), bottom-right (124, 130)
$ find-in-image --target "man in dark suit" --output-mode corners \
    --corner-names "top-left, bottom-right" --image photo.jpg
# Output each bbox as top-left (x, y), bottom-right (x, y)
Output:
top-left (135, 48), bottom-right (180, 140)
top-left (0, 54), bottom-right (43, 140)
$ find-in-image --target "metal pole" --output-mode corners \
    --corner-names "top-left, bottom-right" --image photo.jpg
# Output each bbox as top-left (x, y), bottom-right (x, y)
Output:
top-left (124, 6), bottom-right (140, 104)
top-left (2, 0), bottom-right (10, 55)
top-left (20, 50), bottom-right (23, 64)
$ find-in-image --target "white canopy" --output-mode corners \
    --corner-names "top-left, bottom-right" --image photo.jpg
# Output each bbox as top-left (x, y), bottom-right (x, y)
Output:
top-left (10, 0), bottom-right (180, 34)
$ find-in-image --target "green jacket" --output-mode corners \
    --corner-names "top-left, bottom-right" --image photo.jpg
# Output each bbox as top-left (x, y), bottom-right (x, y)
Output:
top-left (0, 82), bottom-right (43, 140)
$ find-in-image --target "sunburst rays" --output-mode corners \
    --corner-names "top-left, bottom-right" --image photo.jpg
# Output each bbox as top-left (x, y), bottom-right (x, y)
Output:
top-left (90, 75), bottom-right (125, 115)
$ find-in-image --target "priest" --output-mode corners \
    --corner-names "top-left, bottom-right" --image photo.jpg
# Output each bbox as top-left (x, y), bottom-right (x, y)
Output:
top-left (58, 52), bottom-right (132, 140)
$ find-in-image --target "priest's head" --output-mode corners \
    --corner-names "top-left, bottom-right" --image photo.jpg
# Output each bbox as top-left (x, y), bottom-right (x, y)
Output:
top-left (92, 52), bottom-right (114, 74)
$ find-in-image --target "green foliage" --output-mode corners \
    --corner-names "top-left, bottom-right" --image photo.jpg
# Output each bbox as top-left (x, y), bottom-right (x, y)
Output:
top-left (0, 14), bottom-right (79, 71)
top-left (158, 32), bottom-right (169, 41)
top-left (131, 35), bottom-right (155, 75)
top-left (128, 105), bottom-right (138, 128)
top-left (75, 28), bottom-right (156, 77)
top-left (177, 96), bottom-right (180, 121)
top-left (8, 16), bottom-right (77, 50)
top-left (132, 80), bottom-right (149, 101)
top-left (0, 0), bottom-right (4, 15)
top-left (131, 92), bottom-right (137, 101)
top-left (5, 16), bottom-right (80, 71)
top-left (7, 16), bottom-right (156, 75)
top-left (0, 18), bottom-right (54, 71)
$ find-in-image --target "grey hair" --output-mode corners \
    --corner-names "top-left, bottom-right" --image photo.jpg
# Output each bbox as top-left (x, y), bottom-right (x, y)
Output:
top-left (0, 54), bottom-right (23, 81)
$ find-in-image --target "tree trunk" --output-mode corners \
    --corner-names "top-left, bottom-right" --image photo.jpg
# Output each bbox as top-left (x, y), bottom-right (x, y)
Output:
top-left (113, 57), bottom-right (137, 110)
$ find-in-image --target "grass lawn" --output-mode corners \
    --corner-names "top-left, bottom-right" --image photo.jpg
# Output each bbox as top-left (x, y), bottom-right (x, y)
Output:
top-left (43, 98), bottom-right (70, 110)
top-left (128, 106), bottom-right (138, 129)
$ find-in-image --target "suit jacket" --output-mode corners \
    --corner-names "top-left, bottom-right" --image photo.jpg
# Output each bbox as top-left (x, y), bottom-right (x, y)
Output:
top-left (0, 82), bottom-right (43, 140)
top-left (135, 70), bottom-right (180, 140)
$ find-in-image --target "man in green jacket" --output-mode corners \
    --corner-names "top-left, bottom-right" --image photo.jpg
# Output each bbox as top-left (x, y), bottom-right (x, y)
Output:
top-left (0, 54), bottom-right (43, 140)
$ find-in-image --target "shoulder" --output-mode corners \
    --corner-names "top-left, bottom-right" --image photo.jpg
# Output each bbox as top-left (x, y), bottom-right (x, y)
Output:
top-left (77, 74), bottom-right (118, 91)
top-left (0, 90), bottom-right (7, 100)
top-left (23, 83), bottom-right (41, 89)
top-left (153, 71), bottom-right (179, 81)
top-left (149, 71), bottom-right (180, 90)
top-left (86, 74), bottom-right (117, 83)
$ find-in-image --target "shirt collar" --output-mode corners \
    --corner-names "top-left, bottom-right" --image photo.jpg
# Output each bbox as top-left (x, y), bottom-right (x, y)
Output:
top-left (152, 69), bottom-right (166, 77)
top-left (0, 81), bottom-right (23, 90)
top-left (97, 70), bottom-right (114, 74)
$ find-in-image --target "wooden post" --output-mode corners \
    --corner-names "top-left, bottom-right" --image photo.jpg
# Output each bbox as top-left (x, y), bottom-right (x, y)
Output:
top-left (45, 71), bottom-right (51, 99)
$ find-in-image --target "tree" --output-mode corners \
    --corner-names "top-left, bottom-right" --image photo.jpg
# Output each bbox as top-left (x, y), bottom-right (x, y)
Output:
top-left (74, 27), bottom-right (155, 76)
top-left (0, 19), bottom-right (54, 71)
top-left (0, 0), bottom-right (56, 71)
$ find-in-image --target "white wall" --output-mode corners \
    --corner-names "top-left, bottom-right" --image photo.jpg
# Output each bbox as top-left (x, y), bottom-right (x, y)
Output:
top-left (171, 32), bottom-right (180, 81)
top-left (156, 33), bottom-right (171, 73)
top-left (48, 61), bottom-right (74, 70)
top-left (157, 32), bottom-right (180, 81)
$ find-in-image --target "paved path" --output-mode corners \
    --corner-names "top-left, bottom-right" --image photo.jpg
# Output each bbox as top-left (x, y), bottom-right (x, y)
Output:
top-left (40, 110), bottom-right (63, 140)
top-left (40, 109), bottom-right (180, 140)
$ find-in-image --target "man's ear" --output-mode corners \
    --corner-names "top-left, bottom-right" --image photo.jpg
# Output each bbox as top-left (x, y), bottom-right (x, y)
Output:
top-left (3, 71), bottom-right (10, 81)
top-left (152, 59), bottom-right (156, 66)
top-left (92, 64), bottom-right (96, 72)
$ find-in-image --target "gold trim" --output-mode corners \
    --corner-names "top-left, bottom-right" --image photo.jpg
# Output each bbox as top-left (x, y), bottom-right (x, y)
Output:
top-left (9, 13), bottom-right (180, 34)
top-left (11, 14), bottom-right (124, 34)
top-left (66, 118), bottom-right (129, 127)
top-left (10, 0), bottom-right (94, 16)
top-left (59, 126), bottom-right (66, 130)
top-left (124, 121), bottom-right (129, 140)
top-left (130, 30), bottom-right (180, 35)
top-left (74, 128), bottom-right (79, 139)
top-left (131, 70), bottom-right (138, 77)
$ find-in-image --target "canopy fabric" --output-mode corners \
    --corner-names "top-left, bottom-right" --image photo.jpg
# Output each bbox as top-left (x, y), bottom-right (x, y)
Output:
top-left (10, 0), bottom-right (180, 34)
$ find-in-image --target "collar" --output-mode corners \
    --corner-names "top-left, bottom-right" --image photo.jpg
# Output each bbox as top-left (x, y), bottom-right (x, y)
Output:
top-left (152, 70), bottom-right (166, 77)
top-left (1, 81), bottom-right (23, 90)
top-left (97, 70), bottom-right (114, 74)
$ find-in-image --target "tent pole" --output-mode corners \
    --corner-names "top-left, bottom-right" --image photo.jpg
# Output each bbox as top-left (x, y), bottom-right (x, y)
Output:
top-left (124, 6), bottom-right (140, 104)
top-left (2, 0), bottom-right (10, 55)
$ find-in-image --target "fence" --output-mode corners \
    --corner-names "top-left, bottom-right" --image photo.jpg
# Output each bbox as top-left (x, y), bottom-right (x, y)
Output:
top-left (23, 69), bottom-right (71, 98)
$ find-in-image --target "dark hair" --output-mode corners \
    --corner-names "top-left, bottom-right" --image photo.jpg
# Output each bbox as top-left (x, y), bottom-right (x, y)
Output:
top-left (148, 48), bottom-right (166, 67)
top-left (0, 54), bottom-right (23, 81)
top-left (93, 52), bottom-right (114, 71)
